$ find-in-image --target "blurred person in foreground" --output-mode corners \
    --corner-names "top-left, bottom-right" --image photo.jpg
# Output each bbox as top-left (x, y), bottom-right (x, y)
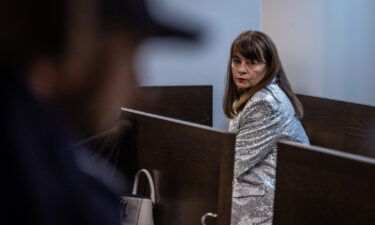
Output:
top-left (0, 0), bottom-right (198, 224)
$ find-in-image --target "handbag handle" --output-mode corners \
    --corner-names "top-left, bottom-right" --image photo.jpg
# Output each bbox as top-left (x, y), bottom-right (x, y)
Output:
top-left (201, 212), bottom-right (218, 225)
top-left (132, 169), bottom-right (155, 204)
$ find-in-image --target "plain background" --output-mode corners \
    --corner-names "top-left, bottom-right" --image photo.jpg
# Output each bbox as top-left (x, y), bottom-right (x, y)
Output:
top-left (262, 0), bottom-right (375, 108)
top-left (136, 0), bottom-right (374, 130)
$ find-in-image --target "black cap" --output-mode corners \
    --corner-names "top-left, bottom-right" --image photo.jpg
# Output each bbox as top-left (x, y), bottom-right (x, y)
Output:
top-left (102, 0), bottom-right (200, 40)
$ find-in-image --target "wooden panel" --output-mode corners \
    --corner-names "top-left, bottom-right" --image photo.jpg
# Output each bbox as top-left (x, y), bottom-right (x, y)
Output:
top-left (78, 121), bottom-right (138, 183)
top-left (274, 141), bottom-right (375, 225)
top-left (129, 86), bottom-right (212, 126)
top-left (120, 108), bottom-right (235, 225)
top-left (297, 94), bottom-right (375, 157)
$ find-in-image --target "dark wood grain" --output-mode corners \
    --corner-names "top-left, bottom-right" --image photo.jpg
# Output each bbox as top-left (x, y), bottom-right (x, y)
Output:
top-left (80, 109), bottom-right (234, 225)
top-left (77, 120), bottom-right (138, 192)
top-left (120, 109), bottom-right (235, 225)
top-left (297, 94), bottom-right (375, 157)
top-left (274, 141), bottom-right (375, 225)
top-left (128, 86), bottom-right (212, 126)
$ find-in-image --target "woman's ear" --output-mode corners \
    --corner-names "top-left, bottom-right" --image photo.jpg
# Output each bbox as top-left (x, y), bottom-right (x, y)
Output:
top-left (27, 58), bottom-right (59, 101)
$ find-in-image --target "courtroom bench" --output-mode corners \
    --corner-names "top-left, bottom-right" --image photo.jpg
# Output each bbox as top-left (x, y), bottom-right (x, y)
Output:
top-left (297, 94), bottom-right (375, 157)
top-left (274, 141), bottom-right (375, 225)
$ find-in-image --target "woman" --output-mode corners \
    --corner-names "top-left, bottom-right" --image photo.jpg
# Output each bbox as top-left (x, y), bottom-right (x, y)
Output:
top-left (223, 30), bottom-right (309, 225)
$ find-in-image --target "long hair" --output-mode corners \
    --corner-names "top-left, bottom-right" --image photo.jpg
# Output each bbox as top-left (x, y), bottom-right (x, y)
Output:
top-left (223, 30), bottom-right (303, 119)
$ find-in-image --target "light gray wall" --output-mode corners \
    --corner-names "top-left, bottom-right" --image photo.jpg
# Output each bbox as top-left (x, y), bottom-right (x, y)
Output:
top-left (262, 0), bottom-right (375, 106)
top-left (136, 0), bottom-right (261, 129)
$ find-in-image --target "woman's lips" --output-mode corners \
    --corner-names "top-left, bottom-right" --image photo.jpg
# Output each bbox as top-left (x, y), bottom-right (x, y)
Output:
top-left (236, 78), bottom-right (246, 82)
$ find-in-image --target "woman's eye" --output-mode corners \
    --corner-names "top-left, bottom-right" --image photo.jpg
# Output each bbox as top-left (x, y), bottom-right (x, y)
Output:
top-left (232, 59), bottom-right (241, 64)
top-left (251, 60), bottom-right (263, 65)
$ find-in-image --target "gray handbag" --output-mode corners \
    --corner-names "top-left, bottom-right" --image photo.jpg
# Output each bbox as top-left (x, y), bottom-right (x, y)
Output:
top-left (121, 169), bottom-right (155, 225)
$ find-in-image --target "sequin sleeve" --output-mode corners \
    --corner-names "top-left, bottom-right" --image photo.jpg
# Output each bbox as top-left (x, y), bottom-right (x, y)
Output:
top-left (234, 97), bottom-right (281, 178)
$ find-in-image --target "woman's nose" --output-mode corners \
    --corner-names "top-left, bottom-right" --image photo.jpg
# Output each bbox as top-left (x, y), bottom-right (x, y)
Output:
top-left (238, 63), bottom-right (247, 73)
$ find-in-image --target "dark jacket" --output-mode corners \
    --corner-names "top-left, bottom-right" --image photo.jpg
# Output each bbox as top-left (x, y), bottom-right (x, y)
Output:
top-left (1, 73), bottom-right (121, 225)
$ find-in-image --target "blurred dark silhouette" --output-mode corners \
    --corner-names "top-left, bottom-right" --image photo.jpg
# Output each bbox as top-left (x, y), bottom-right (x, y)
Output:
top-left (0, 0), bottom-right (199, 224)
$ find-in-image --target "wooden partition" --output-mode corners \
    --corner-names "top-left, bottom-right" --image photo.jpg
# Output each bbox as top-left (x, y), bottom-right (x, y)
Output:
top-left (77, 120), bottom-right (138, 181)
top-left (130, 85), bottom-right (212, 126)
top-left (126, 87), bottom-right (375, 157)
top-left (82, 108), bottom-right (234, 225)
top-left (273, 141), bottom-right (375, 225)
top-left (130, 88), bottom-right (375, 156)
top-left (118, 108), bottom-right (234, 225)
top-left (297, 94), bottom-right (375, 157)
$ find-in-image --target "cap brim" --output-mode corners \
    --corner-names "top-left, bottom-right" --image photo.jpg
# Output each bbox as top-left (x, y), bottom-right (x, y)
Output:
top-left (146, 20), bottom-right (201, 41)
top-left (104, 0), bottom-right (201, 41)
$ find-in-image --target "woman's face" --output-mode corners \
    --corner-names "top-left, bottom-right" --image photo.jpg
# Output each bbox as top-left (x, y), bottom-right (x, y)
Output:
top-left (231, 51), bottom-right (267, 90)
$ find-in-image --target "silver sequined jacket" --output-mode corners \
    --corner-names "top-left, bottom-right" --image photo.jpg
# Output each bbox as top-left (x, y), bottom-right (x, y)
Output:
top-left (229, 79), bottom-right (309, 225)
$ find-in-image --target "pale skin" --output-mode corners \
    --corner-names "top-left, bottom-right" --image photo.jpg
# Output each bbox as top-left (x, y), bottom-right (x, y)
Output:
top-left (231, 51), bottom-right (267, 90)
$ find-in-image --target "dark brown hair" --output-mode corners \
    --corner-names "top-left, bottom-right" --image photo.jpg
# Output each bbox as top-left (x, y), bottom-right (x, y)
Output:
top-left (223, 30), bottom-right (303, 119)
